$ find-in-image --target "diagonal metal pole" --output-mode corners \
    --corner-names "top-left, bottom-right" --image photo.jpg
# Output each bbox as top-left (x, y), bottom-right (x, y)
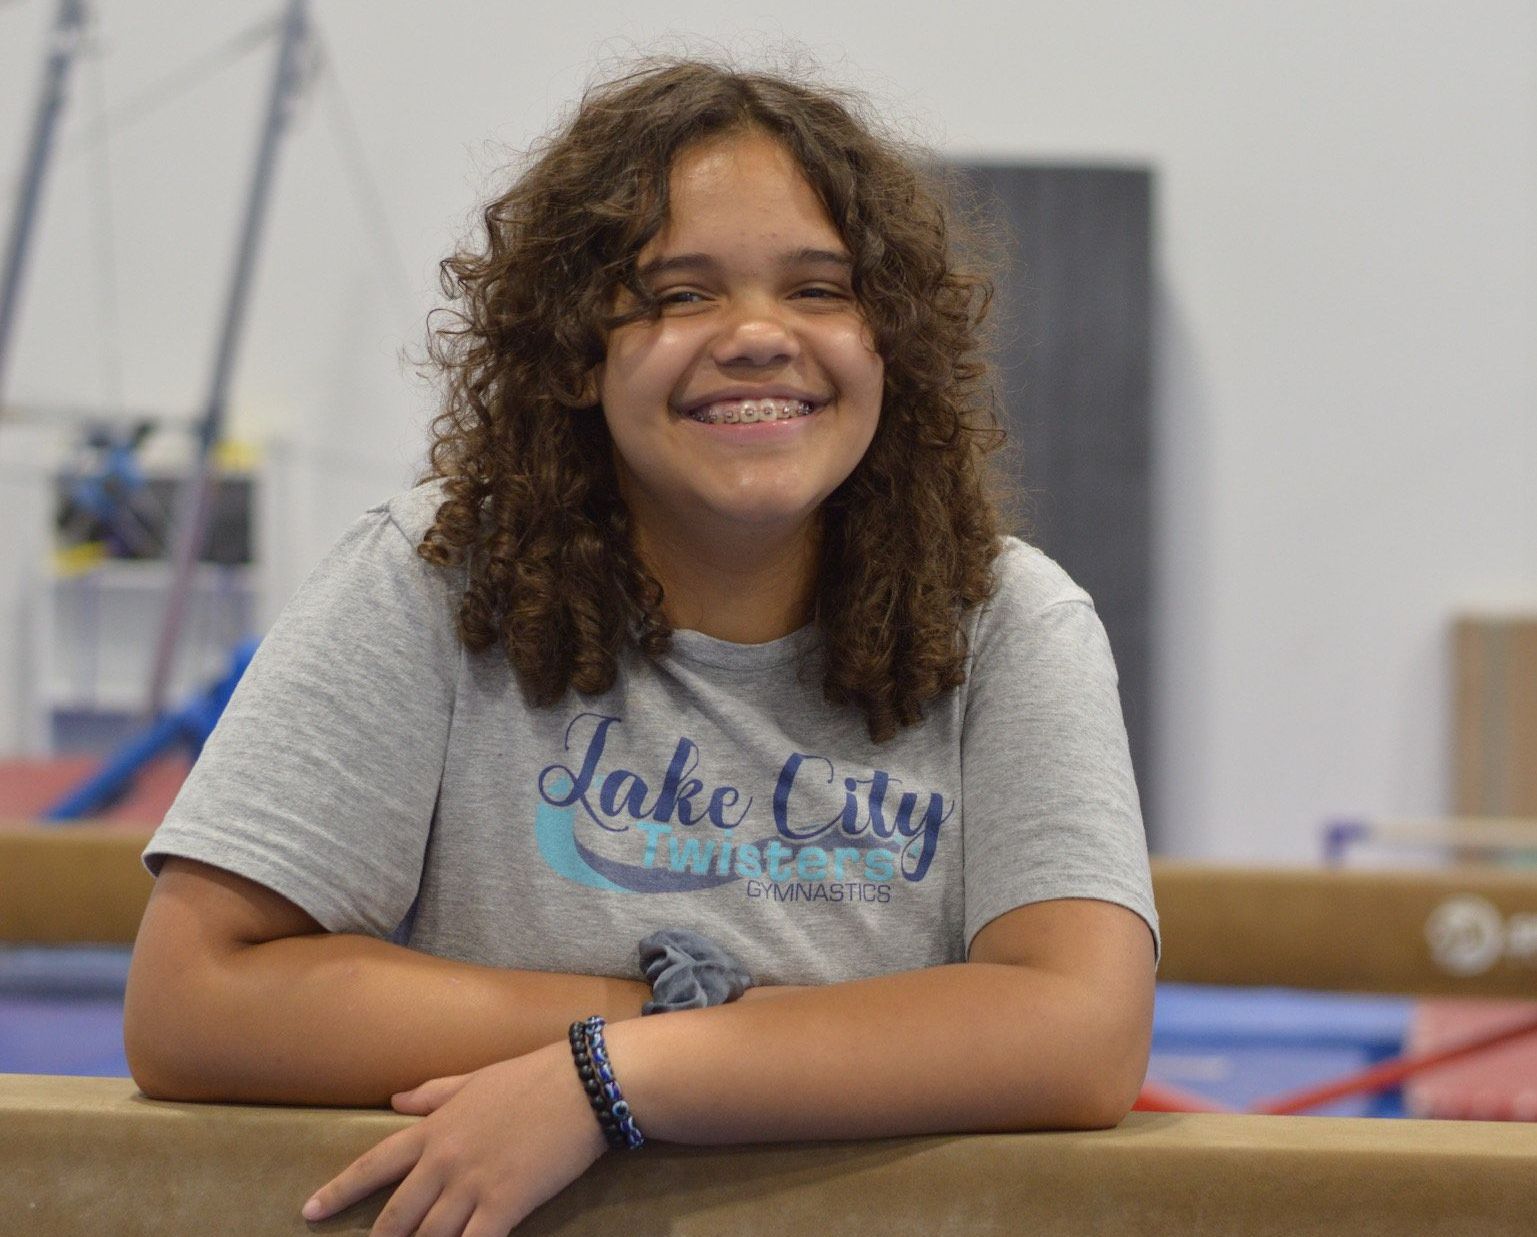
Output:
top-left (146, 0), bottom-right (309, 716)
top-left (0, 0), bottom-right (89, 413)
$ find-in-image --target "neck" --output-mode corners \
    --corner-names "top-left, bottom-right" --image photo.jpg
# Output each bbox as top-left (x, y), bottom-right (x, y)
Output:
top-left (631, 514), bottom-right (820, 645)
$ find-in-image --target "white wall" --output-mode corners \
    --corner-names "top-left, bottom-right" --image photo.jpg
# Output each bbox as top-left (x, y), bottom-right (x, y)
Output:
top-left (2, 0), bottom-right (1533, 859)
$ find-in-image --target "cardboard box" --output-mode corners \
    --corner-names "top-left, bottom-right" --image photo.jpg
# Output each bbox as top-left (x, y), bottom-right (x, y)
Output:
top-left (1455, 616), bottom-right (1537, 817)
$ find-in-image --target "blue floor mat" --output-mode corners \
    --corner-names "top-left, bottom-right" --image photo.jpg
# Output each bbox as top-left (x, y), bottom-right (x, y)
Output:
top-left (0, 947), bottom-right (132, 1077)
top-left (1150, 983), bottom-right (1417, 1117)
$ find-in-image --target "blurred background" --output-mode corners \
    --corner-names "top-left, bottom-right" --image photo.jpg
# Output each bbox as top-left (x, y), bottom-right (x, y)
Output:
top-left (1, 0), bottom-right (1533, 864)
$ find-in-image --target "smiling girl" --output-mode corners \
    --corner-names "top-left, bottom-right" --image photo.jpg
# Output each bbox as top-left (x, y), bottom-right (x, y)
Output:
top-left (124, 58), bottom-right (1159, 1236)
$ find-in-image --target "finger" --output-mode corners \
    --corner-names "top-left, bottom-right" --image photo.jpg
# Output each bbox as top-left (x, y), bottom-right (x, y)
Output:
top-left (463, 1203), bottom-right (524, 1237)
top-left (413, 1189), bottom-right (477, 1237)
top-left (302, 1127), bottom-right (423, 1222)
top-left (367, 1163), bottom-right (444, 1237)
top-left (393, 1074), bottom-right (470, 1114)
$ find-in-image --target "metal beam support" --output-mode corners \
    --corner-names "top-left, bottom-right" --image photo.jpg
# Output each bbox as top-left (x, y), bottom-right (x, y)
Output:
top-left (0, 0), bottom-right (89, 412)
top-left (146, 0), bottom-right (308, 715)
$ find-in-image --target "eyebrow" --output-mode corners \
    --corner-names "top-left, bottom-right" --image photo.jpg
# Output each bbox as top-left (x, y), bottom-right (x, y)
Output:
top-left (636, 247), bottom-right (853, 278)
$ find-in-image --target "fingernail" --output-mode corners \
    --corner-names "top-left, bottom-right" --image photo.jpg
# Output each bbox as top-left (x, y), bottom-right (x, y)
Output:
top-left (302, 1196), bottom-right (323, 1221)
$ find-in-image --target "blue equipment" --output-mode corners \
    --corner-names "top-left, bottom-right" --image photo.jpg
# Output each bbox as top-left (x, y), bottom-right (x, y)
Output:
top-left (42, 638), bottom-right (259, 821)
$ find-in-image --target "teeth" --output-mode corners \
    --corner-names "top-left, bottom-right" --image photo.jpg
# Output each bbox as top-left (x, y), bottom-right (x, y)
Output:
top-left (683, 398), bottom-right (816, 425)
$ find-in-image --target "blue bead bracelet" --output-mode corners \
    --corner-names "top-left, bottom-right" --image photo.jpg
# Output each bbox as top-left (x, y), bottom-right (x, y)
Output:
top-left (569, 1015), bottom-right (645, 1151)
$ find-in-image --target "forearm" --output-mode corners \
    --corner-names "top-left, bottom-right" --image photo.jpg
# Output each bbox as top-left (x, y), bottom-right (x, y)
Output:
top-left (603, 962), bottom-right (1150, 1142)
top-left (125, 931), bottom-right (650, 1107)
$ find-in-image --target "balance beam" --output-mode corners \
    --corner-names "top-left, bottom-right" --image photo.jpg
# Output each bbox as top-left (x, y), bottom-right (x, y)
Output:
top-left (1152, 860), bottom-right (1537, 996)
top-left (6, 826), bottom-right (1536, 998)
top-left (3, 1074), bottom-right (1533, 1235)
top-left (0, 825), bottom-right (152, 944)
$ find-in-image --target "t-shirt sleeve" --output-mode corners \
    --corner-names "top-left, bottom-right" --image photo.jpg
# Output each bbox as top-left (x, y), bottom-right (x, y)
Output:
top-left (142, 494), bottom-right (461, 937)
top-left (960, 542), bottom-right (1160, 963)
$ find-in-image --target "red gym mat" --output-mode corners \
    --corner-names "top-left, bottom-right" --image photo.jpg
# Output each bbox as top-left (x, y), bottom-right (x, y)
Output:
top-left (1405, 999), bottom-right (1537, 1121)
top-left (0, 757), bottom-right (187, 828)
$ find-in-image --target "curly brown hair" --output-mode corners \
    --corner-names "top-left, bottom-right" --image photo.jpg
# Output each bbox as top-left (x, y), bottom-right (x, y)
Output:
top-left (418, 57), bottom-right (1009, 742)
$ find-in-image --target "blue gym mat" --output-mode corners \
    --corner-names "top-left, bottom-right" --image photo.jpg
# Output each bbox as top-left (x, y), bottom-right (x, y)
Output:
top-left (1150, 982), bottom-right (1416, 1116)
top-left (0, 946), bottom-right (132, 1077)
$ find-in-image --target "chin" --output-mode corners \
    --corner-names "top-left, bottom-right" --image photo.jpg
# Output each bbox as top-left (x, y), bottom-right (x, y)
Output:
top-left (707, 496), bottom-right (826, 532)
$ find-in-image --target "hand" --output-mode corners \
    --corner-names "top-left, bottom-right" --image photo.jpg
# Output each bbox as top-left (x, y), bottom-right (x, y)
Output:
top-left (301, 1041), bottom-right (608, 1235)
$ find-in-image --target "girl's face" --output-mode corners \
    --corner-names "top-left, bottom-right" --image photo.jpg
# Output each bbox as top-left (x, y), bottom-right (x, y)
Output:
top-left (595, 130), bottom-right (884, 552)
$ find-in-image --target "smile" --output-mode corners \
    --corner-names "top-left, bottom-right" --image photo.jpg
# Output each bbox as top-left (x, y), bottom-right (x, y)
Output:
top-left (680, 398), bottom-right (818, 425)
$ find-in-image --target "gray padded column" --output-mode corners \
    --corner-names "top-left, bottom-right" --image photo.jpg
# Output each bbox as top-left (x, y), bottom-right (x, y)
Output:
top-left (953, 165), bottom-right (1155, 842)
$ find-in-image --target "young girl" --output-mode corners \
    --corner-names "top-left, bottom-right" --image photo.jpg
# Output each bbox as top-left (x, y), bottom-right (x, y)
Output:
top-left (124, 58), bottom-right (1158, 1236)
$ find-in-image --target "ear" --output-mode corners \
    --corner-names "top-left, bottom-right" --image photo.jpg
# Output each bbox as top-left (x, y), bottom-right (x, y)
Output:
top-left (578, 365), bottom-right (601, 409)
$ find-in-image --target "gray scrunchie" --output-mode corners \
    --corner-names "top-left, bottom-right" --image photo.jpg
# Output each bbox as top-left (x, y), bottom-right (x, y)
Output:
top-left (638, 928), bottom-right (754, 1015)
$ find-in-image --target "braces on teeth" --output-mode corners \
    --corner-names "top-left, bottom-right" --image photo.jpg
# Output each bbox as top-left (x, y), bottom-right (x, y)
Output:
top-left (683, 398), bottom-right (816, 425)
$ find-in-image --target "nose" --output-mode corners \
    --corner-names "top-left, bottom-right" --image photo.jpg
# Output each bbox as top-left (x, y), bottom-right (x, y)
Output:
top-left (709, 298), bottom-right (798, 369)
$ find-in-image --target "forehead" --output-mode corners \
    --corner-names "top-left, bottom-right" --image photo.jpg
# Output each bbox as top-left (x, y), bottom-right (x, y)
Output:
top-left (642, 131), bottom-right (845, 257)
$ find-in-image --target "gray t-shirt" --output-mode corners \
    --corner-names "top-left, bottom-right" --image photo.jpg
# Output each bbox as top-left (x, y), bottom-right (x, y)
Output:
top-left (145, 482), bottom-right (1158, 985)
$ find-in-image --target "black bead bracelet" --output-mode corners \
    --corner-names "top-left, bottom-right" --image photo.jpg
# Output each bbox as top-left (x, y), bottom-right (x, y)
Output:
top-left (569, 1016), bottom-right (644, 1151)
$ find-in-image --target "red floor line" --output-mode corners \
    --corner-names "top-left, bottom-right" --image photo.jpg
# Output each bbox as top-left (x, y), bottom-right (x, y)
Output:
top-left (1246, 1014), bottom-right (1537, 1116)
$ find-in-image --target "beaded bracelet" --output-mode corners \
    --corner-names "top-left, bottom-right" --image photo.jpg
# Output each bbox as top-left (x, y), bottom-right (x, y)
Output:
top-left (568, 1016), bottom-right (645, 1151)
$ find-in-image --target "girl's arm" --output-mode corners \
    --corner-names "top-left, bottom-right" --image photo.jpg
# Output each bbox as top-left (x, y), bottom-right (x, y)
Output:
top-left (123, 858), bottom-right (652, 1106)
top-left (603, 896), bottom-right (1155, 1140)
top-left (301, 896), bottom-right (1153, 1231)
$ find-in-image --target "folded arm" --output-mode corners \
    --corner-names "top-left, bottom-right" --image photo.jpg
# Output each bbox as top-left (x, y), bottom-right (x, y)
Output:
top-left (123, 858), bottom-right (653, 1106)
top-left (127, 858), bottom-right (1153, 1136)
top-left (605, 896), bottom-right (1155, 1139)
top-left (298, 893), bottom-right (1153, 1230)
